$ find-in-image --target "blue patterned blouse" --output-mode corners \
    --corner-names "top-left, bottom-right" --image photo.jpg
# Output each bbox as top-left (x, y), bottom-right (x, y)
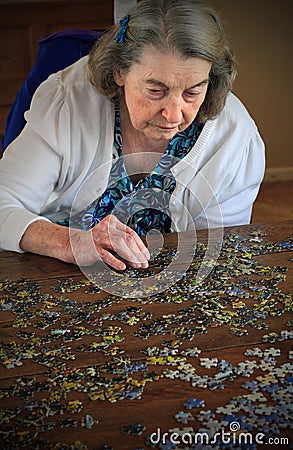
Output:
top-left (60, 105), bottom-right (203, 235)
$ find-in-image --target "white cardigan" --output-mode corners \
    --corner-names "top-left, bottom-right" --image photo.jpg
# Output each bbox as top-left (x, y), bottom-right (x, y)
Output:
top-left (0, 56), bottom-right (265, 252)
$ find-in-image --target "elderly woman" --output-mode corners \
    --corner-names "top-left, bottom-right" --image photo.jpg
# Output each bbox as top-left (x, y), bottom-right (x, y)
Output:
top-left (0, 0), bottom-right (265, 271)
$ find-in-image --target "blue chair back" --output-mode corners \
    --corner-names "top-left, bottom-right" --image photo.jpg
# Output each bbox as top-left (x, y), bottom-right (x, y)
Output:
top-left (1, 29), bottom-right (103, 152)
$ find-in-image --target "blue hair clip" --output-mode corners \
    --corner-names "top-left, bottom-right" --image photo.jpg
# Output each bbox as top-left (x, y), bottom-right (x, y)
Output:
top-left (115, 15), bottom-right (130, 43)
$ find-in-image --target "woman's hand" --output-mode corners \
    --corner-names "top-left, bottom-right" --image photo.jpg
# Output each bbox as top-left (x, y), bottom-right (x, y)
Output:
top-left (69, 214), bottom-right (150, 270)
top-left (20, 216), bottom-right (150, 271)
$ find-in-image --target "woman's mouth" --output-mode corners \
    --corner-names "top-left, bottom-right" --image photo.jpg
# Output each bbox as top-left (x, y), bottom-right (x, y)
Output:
top-left (154, 124), bottom-right (178, 131)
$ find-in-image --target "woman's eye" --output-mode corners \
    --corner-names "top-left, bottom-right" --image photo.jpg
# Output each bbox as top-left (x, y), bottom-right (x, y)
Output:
top-left (185, 91), bottom-right (199, 98)
top-left (147, 89), bottom-right (165, 97)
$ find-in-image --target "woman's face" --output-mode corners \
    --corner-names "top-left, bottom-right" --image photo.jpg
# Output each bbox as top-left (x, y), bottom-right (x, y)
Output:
top-left (114, 46), bottom-right (212, 141)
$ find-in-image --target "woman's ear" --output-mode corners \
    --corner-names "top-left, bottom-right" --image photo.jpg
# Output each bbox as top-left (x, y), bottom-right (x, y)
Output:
top-left (114, 70), bottom-right (125, 86)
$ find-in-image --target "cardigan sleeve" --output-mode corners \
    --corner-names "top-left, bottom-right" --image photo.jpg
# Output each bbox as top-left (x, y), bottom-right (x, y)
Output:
top-left (197, 127), bottom-right (266, 229)
top-left (0, 56), bottom-right (113, 253)
top-left (217, 129), bottom-right (265, 226)
top-left (0, 76), bottom-right (70, 252)
top-left (170, 93), bottom-right (266, 232)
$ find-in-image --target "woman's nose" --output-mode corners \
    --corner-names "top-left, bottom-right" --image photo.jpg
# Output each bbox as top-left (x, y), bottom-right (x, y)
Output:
top-left (161, 97), bottom-right (183, 123)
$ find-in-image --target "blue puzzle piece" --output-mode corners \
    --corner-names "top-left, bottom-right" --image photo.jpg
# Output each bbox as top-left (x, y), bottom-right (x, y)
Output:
top-left (184, 397), bottom-right (205, 409)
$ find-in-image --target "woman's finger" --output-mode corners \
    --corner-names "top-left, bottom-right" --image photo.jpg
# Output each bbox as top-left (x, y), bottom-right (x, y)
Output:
top-left (104, 215), bottom-right (150, 265)
top-left (98, 247), bottom-right (127, 271)
top-left (111, 233), bottom-right (148, 267)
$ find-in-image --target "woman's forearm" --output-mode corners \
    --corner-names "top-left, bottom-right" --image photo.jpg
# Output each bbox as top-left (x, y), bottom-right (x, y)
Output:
top-left (19, 220), bottom-right (74, 263)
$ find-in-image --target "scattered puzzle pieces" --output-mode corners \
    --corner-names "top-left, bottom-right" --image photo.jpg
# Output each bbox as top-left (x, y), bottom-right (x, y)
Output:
top-left (0, 229), bottom-right (292, 449)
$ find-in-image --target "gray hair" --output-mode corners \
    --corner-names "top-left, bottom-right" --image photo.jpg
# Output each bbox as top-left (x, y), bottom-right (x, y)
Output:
top-left (88, 0), bottom-right (237, 122)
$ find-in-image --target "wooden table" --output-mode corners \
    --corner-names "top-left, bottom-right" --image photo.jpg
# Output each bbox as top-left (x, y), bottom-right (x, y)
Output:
top-left (0, 221), bottom-right (292, 450)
